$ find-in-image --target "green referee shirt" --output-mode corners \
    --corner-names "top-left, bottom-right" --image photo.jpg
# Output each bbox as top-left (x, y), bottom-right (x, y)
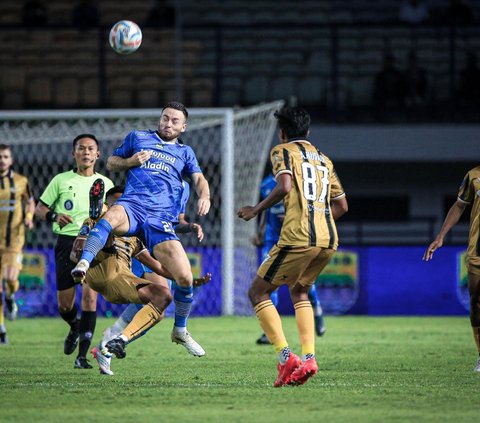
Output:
top-left (39, 170), bottom-right (114, 237)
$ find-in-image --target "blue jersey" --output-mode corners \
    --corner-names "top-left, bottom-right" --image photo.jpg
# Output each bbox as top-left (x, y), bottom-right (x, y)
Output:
top-left (112, 130), bottom-right (202, 220)
top-left (260, 174), bottom-right (284, 244)
top-left (179, 181), bottom-right (190, 215)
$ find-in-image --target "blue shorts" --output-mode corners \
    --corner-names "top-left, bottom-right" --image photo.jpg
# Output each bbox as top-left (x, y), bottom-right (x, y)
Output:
top-left (117, 197), bottom-right (179, 251)
top-left (131, 257), bottom-right (153, 278)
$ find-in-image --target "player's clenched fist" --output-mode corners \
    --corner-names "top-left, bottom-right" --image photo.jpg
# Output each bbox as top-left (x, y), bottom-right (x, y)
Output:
top-left (237, 206), bottom-right (257, 221)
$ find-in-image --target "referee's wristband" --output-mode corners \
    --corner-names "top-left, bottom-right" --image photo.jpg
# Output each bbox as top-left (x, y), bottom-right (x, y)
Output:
top-left (46, 211), bottom-right (58, 223)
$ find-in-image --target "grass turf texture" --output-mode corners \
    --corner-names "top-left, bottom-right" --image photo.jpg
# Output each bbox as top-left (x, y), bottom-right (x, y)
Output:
top-left (0, 316), bottom-right (478, 423)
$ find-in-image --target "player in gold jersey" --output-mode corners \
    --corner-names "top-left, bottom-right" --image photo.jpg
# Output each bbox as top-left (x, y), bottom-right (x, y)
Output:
top-left (423, 166), bottom-right (480, 372)
top-left (238, 106), bottom-right (348, 387)
top-left (70, 185), bottom-right (173, 359)
top-left (0, 144), bottom-right (35, 344)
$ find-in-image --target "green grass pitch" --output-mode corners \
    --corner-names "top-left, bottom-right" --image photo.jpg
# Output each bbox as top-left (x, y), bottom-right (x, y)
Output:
top-left (0, 316), bottom-right (478, 423)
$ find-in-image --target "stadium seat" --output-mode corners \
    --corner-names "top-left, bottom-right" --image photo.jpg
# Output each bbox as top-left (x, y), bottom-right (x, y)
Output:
top-left (26, 74), bottom-right (53, 107)
top-left (297, 76), bottom-right (325, 106)
top-left (80, 77), bottom-right (100, 108)
top-left (243, 75), bottom-right (269, 104)
top-left (53, 76), bottom-right (80, 108)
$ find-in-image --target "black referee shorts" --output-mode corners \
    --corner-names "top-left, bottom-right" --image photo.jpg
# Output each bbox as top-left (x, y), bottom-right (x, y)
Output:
top-left (54, 235), bottom-right (77, 291)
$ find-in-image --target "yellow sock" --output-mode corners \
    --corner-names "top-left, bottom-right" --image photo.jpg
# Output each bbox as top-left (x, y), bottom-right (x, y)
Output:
top-left (294, 300), bottom-right (315, 357)
top-left (6, 280), bottom-right (19, 297)
top-left (473, 327), bottom-right (480, 353)
top-left (0, 295), bottom-right (4, 327)
top-left (122, 303), bottom-right (162, 341)
top-left (254, 300), bottom-right (288, 354)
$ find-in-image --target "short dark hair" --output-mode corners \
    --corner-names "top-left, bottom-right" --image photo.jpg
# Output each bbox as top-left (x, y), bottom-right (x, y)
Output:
top-left (106, 186), bottom-right (125, 198)
top-left (274, 106), bottom-right (311, 139)
top-left (72, 134), bottom-right (99, 150)
top-left (162, 101), bottom-right (189, 119)
top-left (0, 144), bottom-right (11, 152)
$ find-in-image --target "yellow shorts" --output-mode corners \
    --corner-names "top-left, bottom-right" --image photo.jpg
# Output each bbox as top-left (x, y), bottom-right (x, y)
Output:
top-left (85, 255), bottom-right (151, 304)
top-left (257, 245), bottom-right (335, 287)
top-left (0, 250), bottom-right (23, 272)
top-left (468, 256), bottom-right (480, 276)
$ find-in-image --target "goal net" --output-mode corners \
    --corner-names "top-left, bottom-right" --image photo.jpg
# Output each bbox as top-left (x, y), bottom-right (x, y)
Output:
top-left (0, 100), bottom-right (283, 317)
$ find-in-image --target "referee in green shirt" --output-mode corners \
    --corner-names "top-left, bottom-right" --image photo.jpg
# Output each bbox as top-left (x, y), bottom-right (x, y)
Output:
top-left (35, 134), bottom-right (113, 369)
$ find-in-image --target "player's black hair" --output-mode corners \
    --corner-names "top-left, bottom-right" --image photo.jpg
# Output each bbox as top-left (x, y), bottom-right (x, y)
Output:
top-left (162, 101), bottom-right (189, 119)
top-left (273, 106), bottom-right (311, 139)
top-left (0, 144), bottom-right (11, 151)
top-left (106, 186), bottom-right (125, 198)
top-left (72, 133), bottom-right (99, 150)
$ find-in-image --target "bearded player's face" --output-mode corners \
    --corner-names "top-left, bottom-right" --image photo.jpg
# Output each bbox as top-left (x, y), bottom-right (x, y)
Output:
top-left (157, 108), bottom-right (187, 141)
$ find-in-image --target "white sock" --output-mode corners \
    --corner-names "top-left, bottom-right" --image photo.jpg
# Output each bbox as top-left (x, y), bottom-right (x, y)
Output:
top-left (173, 326), bottom-right (187, 334)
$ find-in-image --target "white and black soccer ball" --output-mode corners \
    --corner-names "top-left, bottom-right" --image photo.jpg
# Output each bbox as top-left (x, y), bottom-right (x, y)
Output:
top-left (109, 20), bottom-right (142, 55)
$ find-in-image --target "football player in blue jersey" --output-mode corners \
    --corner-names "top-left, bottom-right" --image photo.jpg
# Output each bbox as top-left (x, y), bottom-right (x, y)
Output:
top-left (253, 172), bottom-right (326, 345)
top-left (91, 184), bottom-right (211, 375)
top-left (72, 102), bottom-right (211, 358)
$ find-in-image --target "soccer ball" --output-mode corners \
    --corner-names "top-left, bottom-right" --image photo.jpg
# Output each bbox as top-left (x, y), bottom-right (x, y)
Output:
top-left (109, 20), bottom-right (142, 55)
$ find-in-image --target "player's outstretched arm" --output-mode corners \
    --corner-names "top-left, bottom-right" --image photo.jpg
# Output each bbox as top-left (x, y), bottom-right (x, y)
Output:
top-left (70, 236), bottom-right (86, 263)
top-left (193, 272), bottom-right (212, 288)
top-left (107, 150), bottom-right (153, 171)
top-left (191, 173), bottom-right (211, 216)
top-left (423, 199), bottom-right (467, 261)
top-left (238, 173), bottom-right (291, 221)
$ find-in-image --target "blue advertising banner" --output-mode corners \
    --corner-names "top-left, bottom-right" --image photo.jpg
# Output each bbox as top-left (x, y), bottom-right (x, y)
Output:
top-left (15, 245), bottom-right (469, 317)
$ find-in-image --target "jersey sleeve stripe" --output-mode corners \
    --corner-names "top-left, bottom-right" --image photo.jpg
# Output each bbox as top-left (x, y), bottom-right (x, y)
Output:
top-left (275, 169), bottom-right (292, 179)
top-left (282, 148), bottom-right (291, 171)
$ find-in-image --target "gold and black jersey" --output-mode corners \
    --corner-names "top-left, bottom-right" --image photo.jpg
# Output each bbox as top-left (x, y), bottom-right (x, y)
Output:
top-left (82, 217), bottom-right (147, 268)
top-left (0, 170), bottom-right (32, 250)
top-left (270, 140), bottom-right (345, 249)
top-left (457, 166), bottom-right (480, 259)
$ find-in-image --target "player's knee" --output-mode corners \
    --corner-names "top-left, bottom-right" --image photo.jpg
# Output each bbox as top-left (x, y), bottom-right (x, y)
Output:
top-left (58, 303), bottom-right (71, 313)
top-left (175, 274), bottom-right (193, 287)
top-left (248, 285), bottom-right (262, 306)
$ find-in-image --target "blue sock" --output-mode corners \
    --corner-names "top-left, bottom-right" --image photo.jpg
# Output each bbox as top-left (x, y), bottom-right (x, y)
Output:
top-left (308, 285), bottom-right (322, 316)
top-left (173, 285), bottom-right (193, 329)
top-left (80, 219), bottom-right (112, 264)
top-left (120, 303), bottom-right (144, 324)
top-left (270, 289), bottom-right (279, 308)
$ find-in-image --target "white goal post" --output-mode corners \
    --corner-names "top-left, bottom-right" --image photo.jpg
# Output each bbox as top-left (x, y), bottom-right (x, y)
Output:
top-left (0, 101), bottom-right (284, 316)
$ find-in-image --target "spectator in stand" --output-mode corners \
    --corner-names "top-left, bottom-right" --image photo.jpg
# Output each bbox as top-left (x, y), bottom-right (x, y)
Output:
top-left (145, 0), bottom-right (175, 28)
top-left (22, 0), bottom-right (48, 27)
top-left (443, 0), bottom-right (475, 26)
top-left (404, 51), bottom-right (429, 107)
top-left (72, 0), bottom-right (100, 28)
top-left (373, 53), bottom-right (406, 110)
top-left (457, 51), bottom-right (480, 106)
top-left (399, 0), bottom-right (430, 24)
